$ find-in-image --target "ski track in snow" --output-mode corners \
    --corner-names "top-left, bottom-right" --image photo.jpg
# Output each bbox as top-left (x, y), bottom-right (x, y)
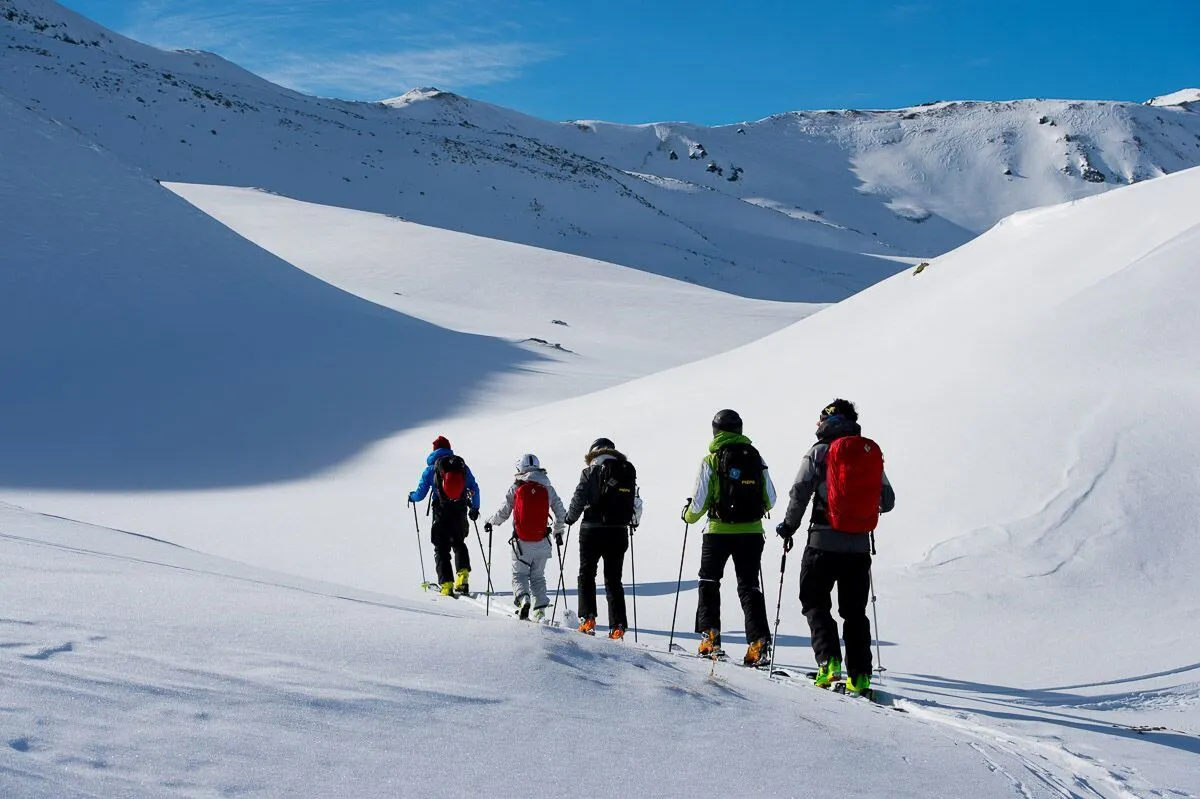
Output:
top-left (440, 582), bottom-right (1197, 799)
top-left (901, 701), bottom-right (1168, 799)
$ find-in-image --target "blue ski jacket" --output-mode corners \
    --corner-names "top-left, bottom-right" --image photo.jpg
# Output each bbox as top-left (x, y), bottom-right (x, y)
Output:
top-left (409, 448), bottom-right (481, 510)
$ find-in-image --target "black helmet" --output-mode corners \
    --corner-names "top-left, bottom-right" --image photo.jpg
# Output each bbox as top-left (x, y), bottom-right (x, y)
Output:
top-left (589, 437), bottom-right (615, 452)
top-left (712, 409), bottom-right (743, 435)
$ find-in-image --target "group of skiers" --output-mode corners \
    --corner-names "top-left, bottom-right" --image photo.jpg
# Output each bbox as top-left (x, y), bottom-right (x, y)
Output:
top-left (407, 399), bottom-right (895, 696)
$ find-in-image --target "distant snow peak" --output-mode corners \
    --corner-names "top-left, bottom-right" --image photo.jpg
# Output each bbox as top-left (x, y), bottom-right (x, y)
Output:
top-left (1146, 89), bottom-right (1200, 108)
top-left (382, 86), bottom-right (455, 106)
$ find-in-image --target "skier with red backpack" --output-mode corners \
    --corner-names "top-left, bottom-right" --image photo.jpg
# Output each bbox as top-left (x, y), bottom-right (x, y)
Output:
top-left (408, 436), bottom-right (482, 596)
top-left (564, 438), bottom-right (643, 639)
top-left (682, 409), bottom-right (778, 666)
top-left (775, 399), bottom-right (895, 696)
top-left (483, 454), bottom-right (568, 622)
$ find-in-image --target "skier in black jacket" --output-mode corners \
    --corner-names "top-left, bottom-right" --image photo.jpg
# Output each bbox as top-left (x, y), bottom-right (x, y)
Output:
top-left (564, 438), bottom-right (643, 639)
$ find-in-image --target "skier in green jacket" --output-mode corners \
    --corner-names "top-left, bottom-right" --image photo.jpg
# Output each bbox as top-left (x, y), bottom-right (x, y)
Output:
top-left (682, 409), bottom-right (777, 666)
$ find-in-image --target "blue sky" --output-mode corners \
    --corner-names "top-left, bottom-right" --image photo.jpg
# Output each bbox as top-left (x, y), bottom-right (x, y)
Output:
top-left (65, 0), bottom-right (1199, 124)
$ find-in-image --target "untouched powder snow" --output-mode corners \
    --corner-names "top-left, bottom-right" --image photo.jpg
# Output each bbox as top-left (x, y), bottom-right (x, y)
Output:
top-left (162, 182), bottom-right (815, 407)
top-left (1147, 88), bottom-right (1200, 107)
top-left (0, 93), bottom-right (538, 490)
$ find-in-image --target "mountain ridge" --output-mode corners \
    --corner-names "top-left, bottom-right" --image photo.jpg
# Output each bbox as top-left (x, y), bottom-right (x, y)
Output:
top-left (5, 0), bottom-right (1200, 302)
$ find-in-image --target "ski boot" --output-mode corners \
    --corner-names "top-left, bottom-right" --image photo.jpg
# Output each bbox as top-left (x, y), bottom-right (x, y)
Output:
top-left (439, 582), bottom-right (454, 597)
top-left (453, 568), bottom-right (470, 595)
top-left (698, 629), bottom-right (721, 657)
top-left (518, 597), bottom-right (531, 621)
top-left (845, 673), bottom-right (872, 697)
top-left (743, 637), bottom-right (771, 667)
top-left (813, 657), bottom-right (842, 688)
top-left (608, 624), bottom-right (626, 641)
top-left (578, 616), bottom-right (596, 636)
top-left (532, 607), bottom-right (546, 623)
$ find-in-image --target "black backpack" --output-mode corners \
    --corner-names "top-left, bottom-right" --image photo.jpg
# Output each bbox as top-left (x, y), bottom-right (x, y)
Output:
top-left (712, 443), bottom-right (765, 523)
top-left (434, 455), bottom-right (470, 511)
top-left (593, 458), bottom-right (637, 526)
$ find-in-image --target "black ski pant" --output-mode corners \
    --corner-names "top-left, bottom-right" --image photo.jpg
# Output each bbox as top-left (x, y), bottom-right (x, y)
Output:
top-left (430, 511), bottom-right (471, 585)
top-left (577, 526), bottom-right (628, 628)
top-left (694, 532), bottom-right (770, 643)
top-left (798, 546), bottom-right (872, 678)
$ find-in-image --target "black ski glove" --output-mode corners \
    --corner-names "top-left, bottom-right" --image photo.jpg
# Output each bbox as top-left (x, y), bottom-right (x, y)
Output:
top-left (483, 522), bottom-right (493, 534)
top-left (554, 532), bottom-right (564, 547)
top-left (775, 522), bottom-right (795, 552)
top-left (469, 508), bottom-right (480, 522)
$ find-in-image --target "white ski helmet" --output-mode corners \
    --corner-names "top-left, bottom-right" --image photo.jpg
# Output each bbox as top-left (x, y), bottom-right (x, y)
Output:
top-left (514, 453), bottom-right (541, 474)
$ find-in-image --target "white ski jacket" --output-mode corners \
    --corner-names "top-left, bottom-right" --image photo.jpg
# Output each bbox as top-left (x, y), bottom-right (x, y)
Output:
top-left (487, 469), bottom-right (568, 536)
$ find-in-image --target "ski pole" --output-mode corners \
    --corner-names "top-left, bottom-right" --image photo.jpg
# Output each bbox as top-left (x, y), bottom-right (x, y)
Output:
top-left (551, 534), bottom-right (565, 622)
top-left (628, 526), bottom-right (638, 643)
top-left (410, 500), bottom-right (430, 589)
top-left (869, 531), bottom-right (884, 682)
top-left (551, 524), bottom-right (571, 626)
top-left (768, 548), bottom-right (788, 675)
top-left (472, 519), bottom-right (494, 615)
top-left (487, 519), bottom-right (494, 617)
top-left (667, 499), bottom-right (692, 653)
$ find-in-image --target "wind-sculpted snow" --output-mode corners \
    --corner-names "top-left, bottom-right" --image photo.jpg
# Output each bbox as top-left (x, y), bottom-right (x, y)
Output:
top-left (4, 502), bottom-right (1152, 799)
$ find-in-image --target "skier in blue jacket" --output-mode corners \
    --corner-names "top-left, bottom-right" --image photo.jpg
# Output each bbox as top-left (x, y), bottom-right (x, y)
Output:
top-left (409, 436), bottom-right (481, 595)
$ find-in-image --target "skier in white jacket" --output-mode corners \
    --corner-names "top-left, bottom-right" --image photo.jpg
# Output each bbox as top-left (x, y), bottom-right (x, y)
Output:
top-left (484, 454), bottom-right (568, 621)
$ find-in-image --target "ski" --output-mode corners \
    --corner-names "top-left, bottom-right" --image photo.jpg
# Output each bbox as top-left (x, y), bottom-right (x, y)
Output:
top-left (665, 644), bottom-right (730, 662)
top-left (454, 590), bottom-right (562, 626)
top-left (790, 672), bottom-right (902, 709)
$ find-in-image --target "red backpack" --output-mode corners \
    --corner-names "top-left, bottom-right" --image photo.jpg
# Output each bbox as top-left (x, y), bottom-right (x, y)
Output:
top-left (435, 455), bottom-right (468, 507)
top-left (825, 436), bottom-right (884, 533)
top-left (512, 481), bottom-right (551, 541)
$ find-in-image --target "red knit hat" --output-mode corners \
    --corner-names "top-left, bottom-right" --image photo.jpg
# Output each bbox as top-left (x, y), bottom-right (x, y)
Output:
top-left (432, 436), bottom-right (451, 451)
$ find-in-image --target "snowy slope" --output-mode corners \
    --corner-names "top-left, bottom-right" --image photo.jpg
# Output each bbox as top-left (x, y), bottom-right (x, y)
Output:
top-left (5, 0), bottom-right (1200, 301)
top-left (0, 90), bottom-right (541, 490)
top-left (2, 500), bottom-right (1090, 799)
top-left (4, 1), bottom-right (1200, 795)
top-left (7, 151), bottom-right (1199, 799)
top-left (1148, 88), bottom-right (1200, 107)
top-left (161, 182), bottom-right (814, 407)
top-left (18, 164), bottom-right (1200, 791)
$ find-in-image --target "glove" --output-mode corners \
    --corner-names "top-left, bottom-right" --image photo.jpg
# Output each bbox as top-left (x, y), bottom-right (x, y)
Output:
top-left (407, 492), bottom-right (418, 505)
top-left (554, 532), bottom-right (564, 547)
top-left (776, 522), bottom-right (795, 552)
top-left (469, 508), bottom-right (480, 522)
top-left (680, 497), bottom-right (693, 522)
top-left (483, 522), bottom-right (493, 534)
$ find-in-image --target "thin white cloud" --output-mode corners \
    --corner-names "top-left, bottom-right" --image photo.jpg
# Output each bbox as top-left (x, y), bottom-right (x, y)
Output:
top-left (264, 43), bottom-right (557, 100)
top-left (121, 0), bottom-right (559, 99)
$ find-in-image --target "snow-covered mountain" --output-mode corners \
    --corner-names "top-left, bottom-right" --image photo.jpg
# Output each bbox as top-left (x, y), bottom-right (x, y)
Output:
top-left (4, 1), bottom-right (1200, 796)
top-left (4, 143), bottom-right (1199, 799)
top-left (4, 0), bottom-right (1200, 301)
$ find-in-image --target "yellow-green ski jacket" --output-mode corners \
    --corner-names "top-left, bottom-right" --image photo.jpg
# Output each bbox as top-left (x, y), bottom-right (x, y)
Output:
top-left (683, 432), bottom-right (777, 533)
